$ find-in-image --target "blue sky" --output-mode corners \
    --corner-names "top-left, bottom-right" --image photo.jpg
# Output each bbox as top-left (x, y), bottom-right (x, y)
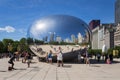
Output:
top-left (0, 0), bottom-right (116, 40)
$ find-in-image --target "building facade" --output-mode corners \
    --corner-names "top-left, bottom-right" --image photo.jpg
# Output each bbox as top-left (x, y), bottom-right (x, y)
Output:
top-left (115, 0), bottom-right (120, 24)
top-left (114, 23), bottom-right (120, 46)
top-left (92, 27), bottom-right (99, 49)
top-left (92, 24), bottom-right (115, 49)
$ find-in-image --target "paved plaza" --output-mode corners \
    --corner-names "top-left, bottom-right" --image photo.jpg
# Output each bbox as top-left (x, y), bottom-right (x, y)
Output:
top-left (0, 57), bottom-right (120, 80)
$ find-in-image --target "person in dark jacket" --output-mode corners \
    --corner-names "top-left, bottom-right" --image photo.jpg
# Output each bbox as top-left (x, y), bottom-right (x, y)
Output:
top-left (8, 54), bottom-right (16, 70)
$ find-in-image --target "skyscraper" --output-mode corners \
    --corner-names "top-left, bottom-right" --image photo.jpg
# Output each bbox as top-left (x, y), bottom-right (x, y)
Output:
top-left (43, 36), bottom-right (48, 42)
top-left (115, 0), bottom-right (120, 24)
top-left (89, 20), bottom-right (100, 30)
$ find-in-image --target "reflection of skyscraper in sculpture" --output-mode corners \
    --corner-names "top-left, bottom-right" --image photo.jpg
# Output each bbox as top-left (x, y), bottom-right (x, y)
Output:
top-left (78, 33), bottom-right (83, 43)
top-left (56, 36), bottom-right (62, 43)
top-left (50, 32), bottom-right (54, 42)
top-left (71, 34), bottom-right (76, 43)
top-left (64, 38), bottom-right (70, 43)
top-left (43, 36), bottom-right (48, 42)
top-left (85, 30), bottom-right (89, 43)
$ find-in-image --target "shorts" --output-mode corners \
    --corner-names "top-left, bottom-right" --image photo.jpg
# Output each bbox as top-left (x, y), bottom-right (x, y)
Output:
top-left (48, 58), bottom-right (52, 61)
top-left (27, 59), bottom-right (31, 63)
top-left (58, 60), bottom-right (62, 63)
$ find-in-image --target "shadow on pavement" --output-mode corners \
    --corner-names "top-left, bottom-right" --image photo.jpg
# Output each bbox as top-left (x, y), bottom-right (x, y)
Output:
top-left (90, 64), bottom-right (101, 67)
top-left (14, 68), bottom-right (27, 70)
top-left (63, 65), bottom-right (72, 68)
top-left (0, 70), bottom-right (7, 72)
top-left (30, 66), bottom-right (39, 68)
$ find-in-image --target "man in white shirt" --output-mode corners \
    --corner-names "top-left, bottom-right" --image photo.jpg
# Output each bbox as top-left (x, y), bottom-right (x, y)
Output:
top-left (57, 47), bottom-right (63, 67)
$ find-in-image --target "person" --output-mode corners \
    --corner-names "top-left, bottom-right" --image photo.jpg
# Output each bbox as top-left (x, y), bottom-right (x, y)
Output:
top-left (27, 53), bottom-right (32, 68)
top-left (22, 51), bottom-right (28, 63)
top-left (105, 54), bottom-right (108, 62)
top-left (109, 53), bottom-right (113, 63)
top-left (8, 54), bottom-right (16, 70)
top-left (97, 53), bottom-right (101, 62)
top-left (57, 47), bottom-right (63, 67)
top-left (106, 57), bottom-right (111, 64)
top-left (48, 50), bottom-right (53, 64)
top-left (85, 48), bottom-right (90, 65)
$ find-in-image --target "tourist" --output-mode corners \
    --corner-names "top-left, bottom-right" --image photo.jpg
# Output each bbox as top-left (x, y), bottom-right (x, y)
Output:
top-left (106, 57), bottom-right (111, 64)
top-left (8, 54), bottom-right (16, 70)
top-left (57, 47), bottom-right (63, 67)
top-left (105, 54), bottom-right (109, 62)
top-left (27, 53), bottom-right (32, 68)
top-left (97, 53), bottom-right (101, 62)
top-left (109, 53), bottom-right (113, 63)
top-left (22, 51), bottom-right (28, 63)
top-left (85, 48), bottom-right (90, 65)
top-left (48, 50), bottom-right (53, 64)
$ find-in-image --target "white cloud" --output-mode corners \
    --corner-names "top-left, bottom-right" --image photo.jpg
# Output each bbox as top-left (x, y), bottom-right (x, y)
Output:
top-left (0, 26), bottom-right (15, 33)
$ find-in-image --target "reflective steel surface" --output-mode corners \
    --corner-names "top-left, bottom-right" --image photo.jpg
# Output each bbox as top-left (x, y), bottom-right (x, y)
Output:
top-left (28, 15), bottom-right (91, 44)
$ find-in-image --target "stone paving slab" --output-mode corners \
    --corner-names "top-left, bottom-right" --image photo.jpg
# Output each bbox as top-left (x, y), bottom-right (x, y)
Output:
top-left (0, 57), bottom-right (120, 80)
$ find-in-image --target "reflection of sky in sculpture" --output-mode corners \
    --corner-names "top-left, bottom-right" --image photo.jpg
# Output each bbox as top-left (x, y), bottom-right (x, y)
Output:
top-left (28, 15), bottom-right (91, 42)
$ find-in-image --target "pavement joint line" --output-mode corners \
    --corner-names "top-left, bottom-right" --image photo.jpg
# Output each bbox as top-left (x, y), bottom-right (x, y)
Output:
top-left (15, 68), bottom-right (34, 80)
top-left (56, 67), bottom-right (58, 80)
top-left (63, 67), bottom-right (71, 80)
top-left (5, 61), bottom-right (40, 80)
top-left (17, 63), bottom-right (43, 80)
top-left (30, 63), bottom-right (46, 80)
top-left (3, 68), bottom-right (25, 80)
top-left (43, 65), bottom-right (51, 80)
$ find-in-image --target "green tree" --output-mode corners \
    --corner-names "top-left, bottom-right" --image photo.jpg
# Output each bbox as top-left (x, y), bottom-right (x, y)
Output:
top-left (0, 41), bottom-right (4, 53)
top-left (12, 41), bottom-right (19, 52)
top-left (20, 38), bottom-right (27, 44)
top-left (27, 37), bottom-right (33, 44)
top-left (2, 39), bottom-right (14, 52)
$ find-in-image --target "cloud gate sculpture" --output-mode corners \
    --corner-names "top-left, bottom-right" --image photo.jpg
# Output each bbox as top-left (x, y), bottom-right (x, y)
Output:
top-left (27, 15), bottom-right (91, 61)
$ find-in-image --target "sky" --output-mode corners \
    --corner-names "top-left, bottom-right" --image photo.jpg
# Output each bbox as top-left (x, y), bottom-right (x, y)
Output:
top-left (0, 0), bottom-right (116, 41)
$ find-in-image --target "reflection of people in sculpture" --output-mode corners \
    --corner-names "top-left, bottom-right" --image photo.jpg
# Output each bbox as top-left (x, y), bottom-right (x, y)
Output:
top-left (78, 52), bottom-right (81, 63)
top-left (46, 52), bottom-right (48, 63)
top-left (48, 50), bottom-right (53, 64)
